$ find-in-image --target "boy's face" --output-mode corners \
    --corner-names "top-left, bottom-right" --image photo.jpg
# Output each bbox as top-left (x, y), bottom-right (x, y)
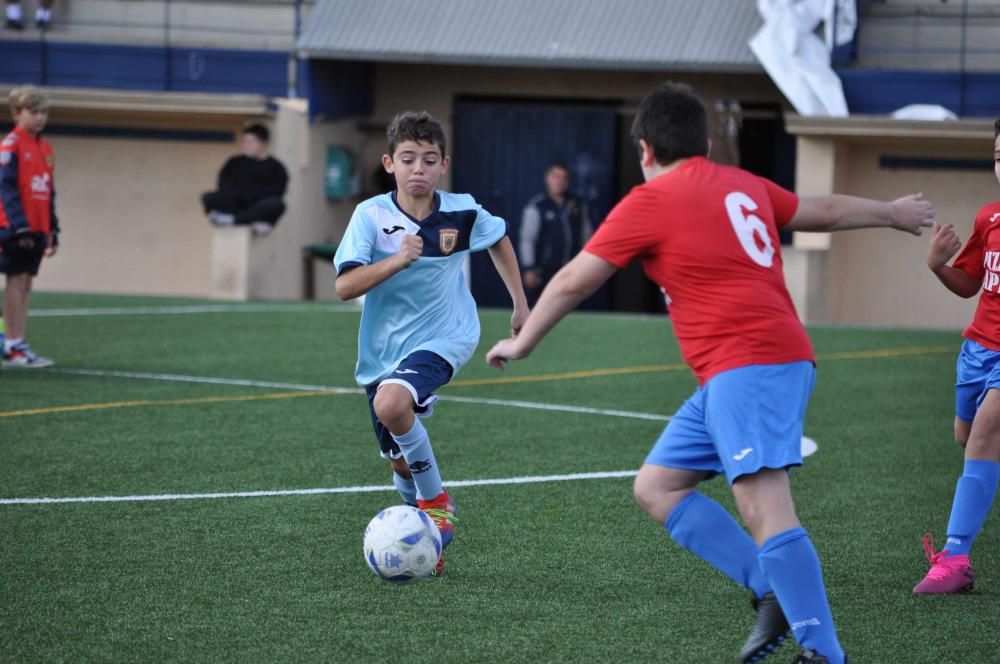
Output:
top-left (15, 106), bottom-right (49, 135)
top-left (994, 135), bottom-right (1000, 186)
top-left (241, 133), bottom-right (267, 159)
top-left (382, 140), bottom-right (449, 198)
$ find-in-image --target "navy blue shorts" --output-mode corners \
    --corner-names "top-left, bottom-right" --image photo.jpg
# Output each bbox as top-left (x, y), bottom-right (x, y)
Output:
top-left (365, 350), bottom-right (454, 459)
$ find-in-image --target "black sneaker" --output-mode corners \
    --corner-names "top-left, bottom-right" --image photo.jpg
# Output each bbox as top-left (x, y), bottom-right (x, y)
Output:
top-left (792, 649), bottom-right (849, 663)
top-left (740, 592), bottom-right (790, 663)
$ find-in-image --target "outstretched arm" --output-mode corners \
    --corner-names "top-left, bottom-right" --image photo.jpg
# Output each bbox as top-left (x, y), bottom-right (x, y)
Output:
top-left (486, 251), bottom-right (617, 369)
top-left (928, 222), bottom-right (980, 298)
top-left (786, 193), bottom-right (934, 235)
top-left (487, 236), bottom-right (530, 335)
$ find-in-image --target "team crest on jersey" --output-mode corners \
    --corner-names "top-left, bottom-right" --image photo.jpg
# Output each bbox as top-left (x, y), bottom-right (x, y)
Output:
top-left (439, 228), bottom-right (459, 254)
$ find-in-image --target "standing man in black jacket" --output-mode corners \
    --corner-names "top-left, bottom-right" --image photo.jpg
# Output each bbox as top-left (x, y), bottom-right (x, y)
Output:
top-left (518, 162), bottom-right (592, 305)
top-left (202, 123), bottom-right (288, 236)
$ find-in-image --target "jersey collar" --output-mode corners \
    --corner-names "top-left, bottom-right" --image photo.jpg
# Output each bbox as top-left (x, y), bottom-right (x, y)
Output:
top-left (391, 190), bottom-right (440, 225)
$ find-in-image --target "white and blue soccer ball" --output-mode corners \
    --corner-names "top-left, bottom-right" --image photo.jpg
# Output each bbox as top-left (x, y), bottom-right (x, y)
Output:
top-left (363, 505), bottom-right (442, 582)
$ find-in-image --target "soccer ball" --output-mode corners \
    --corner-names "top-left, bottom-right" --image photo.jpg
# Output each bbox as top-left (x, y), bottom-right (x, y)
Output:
top-left (363, 505), bottom-right (442, 582)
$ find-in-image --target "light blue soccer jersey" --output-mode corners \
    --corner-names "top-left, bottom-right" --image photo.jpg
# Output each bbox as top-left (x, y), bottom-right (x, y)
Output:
top-left (334, 191), bottom-right (508, 386)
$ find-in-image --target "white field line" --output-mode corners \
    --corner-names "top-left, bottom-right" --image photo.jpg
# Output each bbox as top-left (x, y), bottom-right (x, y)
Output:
top-left (30, 303), bottom-right (358, 317)
top-left (59, 368), bottom-right (363, 394)
top-left (6, 368), bottom-right (820, 507)
top-left (55, 368), bottom-right (672, 421)
top-left (0, 471), bottom-right (640, 505)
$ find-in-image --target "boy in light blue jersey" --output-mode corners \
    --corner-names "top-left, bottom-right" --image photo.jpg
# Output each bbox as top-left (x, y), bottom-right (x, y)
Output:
top-left (335, 110), bottom-right (529, 575)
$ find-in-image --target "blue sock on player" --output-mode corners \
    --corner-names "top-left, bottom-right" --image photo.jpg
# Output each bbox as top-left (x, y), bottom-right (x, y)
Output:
top-left (392, 471), bottom-right (417, 506)
top-left (391, 418), bottom-right (443, 501)
top-left (758, 527), bottom-right (844, 664)
top-left (665, 492), bottom-right (772, 598)
top-left (945, 459), bottom-right (1000, 556)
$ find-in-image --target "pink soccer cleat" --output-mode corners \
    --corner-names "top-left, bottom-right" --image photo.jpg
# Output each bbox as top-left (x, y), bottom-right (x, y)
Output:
top-left (913, 533), bottom-right (974, 594)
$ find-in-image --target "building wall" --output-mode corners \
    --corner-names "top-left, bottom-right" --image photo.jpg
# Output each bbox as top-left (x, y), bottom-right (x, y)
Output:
top-left (785, 117), bottom-right (994, 331)
top-left (260, 100), bottom-right (365, 301)
top-left (3, 89), bottom-right (277, 299)
top-left (828, 143), bottom-right (987, 329)
top-left (13, 91), bottom-right (363, 301)
top-left (33, 131), bottom-right (234, 297)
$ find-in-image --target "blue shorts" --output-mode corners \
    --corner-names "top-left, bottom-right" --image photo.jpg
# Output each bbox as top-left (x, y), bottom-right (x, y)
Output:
top-left (955, 339), bottom-right (1000, 423)
top-left (365, 350), bottom-right (454, 459)
top-left (645, 361), bottom-right (816, 484)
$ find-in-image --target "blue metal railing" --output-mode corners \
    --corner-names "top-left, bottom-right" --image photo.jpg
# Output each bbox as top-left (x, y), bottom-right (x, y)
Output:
top-left (837, 0), bottom-right (1000, 117)
top-left (1, 0), bottom-right (308, 97)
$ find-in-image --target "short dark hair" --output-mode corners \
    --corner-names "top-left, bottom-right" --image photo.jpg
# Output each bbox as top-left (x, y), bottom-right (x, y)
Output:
top-left (387, 111), bottom-right (447, 157)
top-left (243, 123), bottom-right (269, 143)
top-left (631, 82), bottom-right (708, 165)
top-left (546, 162), bottom-right (570, 176)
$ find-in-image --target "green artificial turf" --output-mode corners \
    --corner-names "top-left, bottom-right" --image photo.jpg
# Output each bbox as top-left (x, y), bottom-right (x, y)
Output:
top-left (0, 293), bottom-right (994, 663)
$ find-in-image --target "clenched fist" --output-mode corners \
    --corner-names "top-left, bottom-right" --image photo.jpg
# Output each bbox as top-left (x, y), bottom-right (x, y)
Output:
top-left (396, 234), bottom-right (423, 269)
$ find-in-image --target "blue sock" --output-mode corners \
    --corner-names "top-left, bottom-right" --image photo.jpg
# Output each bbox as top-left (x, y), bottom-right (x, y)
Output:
top-left (665, 492), bottom-right (771, 598)
top-left (390, 418), bottom-right (443, 501)
top-left (945, 459), bottom-right (1000, 556)
top-left (758, 528), bottom-right (844, 664)
top-left (392, 471), bottom-right (417, 506)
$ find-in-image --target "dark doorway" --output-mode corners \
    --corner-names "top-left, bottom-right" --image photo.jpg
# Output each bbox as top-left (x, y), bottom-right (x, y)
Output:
top-left (738, 103), bottom-right (797, 244)
top-left (452, 98), bottom-right (618, 308)
top-left (608, 111), bottom-right (666, 314)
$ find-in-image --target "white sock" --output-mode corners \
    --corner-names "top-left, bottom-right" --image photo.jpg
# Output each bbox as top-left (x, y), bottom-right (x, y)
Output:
top-left (5, 337), bottom-right (23, 352)
top-left (36, 7), bottom-right (51, 22)
top-left (7, 4), bottom-right (23, 21)
top-left (210, 211), bottom-right (235, 226)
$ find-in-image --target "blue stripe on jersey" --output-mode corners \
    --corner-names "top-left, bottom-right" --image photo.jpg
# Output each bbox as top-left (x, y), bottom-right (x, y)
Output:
top-left (333, 190), bottom-right (508, 386)
top-left (337, 260), bottom-right (364, 275)
top-left (388, 191), bottom-right (481, 257)
top-left (0, 151), bottom-right (30, 232)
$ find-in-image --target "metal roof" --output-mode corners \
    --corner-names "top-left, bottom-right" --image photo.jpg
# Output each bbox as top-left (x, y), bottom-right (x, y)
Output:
top-left (299, 0), bottom-right (763, 72)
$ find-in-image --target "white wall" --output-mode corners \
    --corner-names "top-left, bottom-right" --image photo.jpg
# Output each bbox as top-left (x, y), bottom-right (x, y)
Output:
top-left (34, 133), bottom-right (232, 297)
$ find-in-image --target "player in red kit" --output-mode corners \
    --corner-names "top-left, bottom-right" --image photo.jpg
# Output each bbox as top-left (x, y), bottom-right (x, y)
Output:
top-left (913, 115), bottom-right (1000, 595)
top-left (0, 85), bottom-right (59, 368)
top-left (486, 83), bottom-right (933, 664)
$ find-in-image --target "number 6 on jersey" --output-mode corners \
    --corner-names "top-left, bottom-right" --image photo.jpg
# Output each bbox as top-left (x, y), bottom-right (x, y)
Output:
top-left (725, 191), bottom-right (775, 268)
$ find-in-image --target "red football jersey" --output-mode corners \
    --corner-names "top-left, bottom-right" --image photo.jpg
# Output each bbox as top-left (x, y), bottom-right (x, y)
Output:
top-left (0, 125), bottom-right (57, 234)
top-left (952, 200), bottom-right (1000, 350)
top-left (585, 157), bottom-right (814, 385)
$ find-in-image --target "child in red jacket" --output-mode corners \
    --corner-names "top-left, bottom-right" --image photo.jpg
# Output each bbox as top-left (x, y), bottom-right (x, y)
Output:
top-left (0, 85), bottom-right (59, 368)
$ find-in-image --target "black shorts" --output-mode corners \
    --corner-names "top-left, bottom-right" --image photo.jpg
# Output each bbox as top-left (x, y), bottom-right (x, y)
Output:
top-left (0, 233), bottom-right (46, 276)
